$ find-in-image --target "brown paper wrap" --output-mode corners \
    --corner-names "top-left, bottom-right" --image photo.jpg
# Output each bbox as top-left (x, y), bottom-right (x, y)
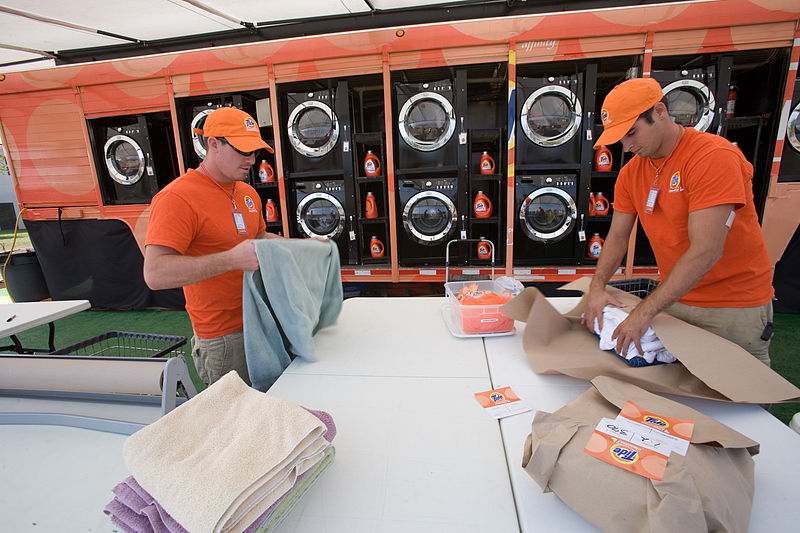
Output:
top-left (522, 376), bottom-right (758, 533)
top-left (502, 277), bottom-right (800, 403)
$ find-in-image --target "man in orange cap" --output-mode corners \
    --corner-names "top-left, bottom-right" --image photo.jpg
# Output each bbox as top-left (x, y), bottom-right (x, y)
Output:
top-left (582, 77), bottom-right (774, 365)
top-left (143, 106), bottom-right (278, 385)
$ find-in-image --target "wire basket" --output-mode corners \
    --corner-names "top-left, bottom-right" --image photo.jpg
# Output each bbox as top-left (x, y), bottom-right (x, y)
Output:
top-left (51, 331), bottom-right (187, 359)
top-left (608, 278), bottom-right (659, 299)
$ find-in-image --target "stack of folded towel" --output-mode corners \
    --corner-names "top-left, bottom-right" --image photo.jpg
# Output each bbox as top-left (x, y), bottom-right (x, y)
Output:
top-left (105, 371), bottom-right (336, 533)
top-left (592, 305), bottom-right (676, 367)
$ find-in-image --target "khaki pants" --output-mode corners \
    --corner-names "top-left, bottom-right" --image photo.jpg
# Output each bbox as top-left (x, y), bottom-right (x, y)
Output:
top-left (665, 301), bottom-right (773, 366)
top-left (191, 330), bottom-right (251, 386)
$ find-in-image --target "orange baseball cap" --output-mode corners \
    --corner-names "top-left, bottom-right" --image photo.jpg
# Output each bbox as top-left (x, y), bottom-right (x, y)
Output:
top-left (594, 77), bottom-right (663, 149)
top-left (193, 106), bottom-right (273, 153)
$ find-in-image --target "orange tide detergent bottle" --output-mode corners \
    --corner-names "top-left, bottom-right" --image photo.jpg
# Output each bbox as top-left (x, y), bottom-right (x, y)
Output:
top-left (587, 233), bottom-right (604, 259)
top-left (477, 238), bottom-right (491, 259)
top-left (594, 192), bottom-right (609, 215)
top-left (588, 192), bottom-right (596, 216)
top-left (479, 152), bottom-right (495, 174)
top-left (265, 199), bottom-right (279, 222)
top-left (258, 160), bottom-right (275, 183)
top-left (474, 191), bottom-right (492, 218)
top-left (365, 191), bottom-right (378, 219)
top-left (364, 150), bottom-right (381, 177)
top-left (594, 145), bottom-right (613, 171)
top-left (369, 236), bottom-right (384, 258)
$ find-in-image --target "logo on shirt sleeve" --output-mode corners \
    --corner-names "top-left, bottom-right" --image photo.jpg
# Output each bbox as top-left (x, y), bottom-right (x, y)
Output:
top-left (668, 171), bottom-right (683, 192)
top-left (243, 195), bottom-right (256, 212)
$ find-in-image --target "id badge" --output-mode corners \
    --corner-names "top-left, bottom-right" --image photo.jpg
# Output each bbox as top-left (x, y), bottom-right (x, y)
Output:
top-left (644, 186), bottom-right (659, 214)
top-left (232, 210), bottom-right (248, 235)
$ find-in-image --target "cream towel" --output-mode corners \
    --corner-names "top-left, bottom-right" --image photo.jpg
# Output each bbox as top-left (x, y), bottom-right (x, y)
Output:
top-left (592, 305), bottom-right (676, 364)
top-left (123, 371), bottom-right (328, 533)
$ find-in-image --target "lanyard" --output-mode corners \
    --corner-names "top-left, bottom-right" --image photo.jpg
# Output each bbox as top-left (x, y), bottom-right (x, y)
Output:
top-left (198, 164), bottom-right (248, 235)
top-left (644, 126), bottom-right (684, 214)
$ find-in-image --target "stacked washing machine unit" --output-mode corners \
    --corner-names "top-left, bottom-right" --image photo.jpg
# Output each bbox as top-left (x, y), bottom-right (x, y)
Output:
top-left (394, 74), bottom-right (464, 266)
top-left (282, 80), bottom-right (359, 265)
top-left (89, 112), bottom-right (178, 205)
top-left (778, 73), bottom-right (800, 182)
top-left (514, 68), bottom-right (586, 265)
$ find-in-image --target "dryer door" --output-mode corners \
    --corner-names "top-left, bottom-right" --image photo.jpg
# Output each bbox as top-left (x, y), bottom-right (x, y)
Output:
top-left (663, 79), bottom-right (716, 132)
top-left (288, 100), bottom-right (340, 157)
top-left (786, 100), bottom-right (800, 153)
top-left (519, 187), bottom-right (577, 243)
top-left (398, 92), bottom-right (456, 151)
top-left (520, 85), bottom-right (582, 147)
top-left (402, 190), bottom-right (457, 245)
top-left (190, 108), bottom-right (215, 159)
top-left (104, 134), bottom-right (145, 185)
top-left (296, 192), bottom-right (345, 239)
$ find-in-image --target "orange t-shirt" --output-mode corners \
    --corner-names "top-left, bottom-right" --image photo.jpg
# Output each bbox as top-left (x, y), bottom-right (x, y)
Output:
top-left (145, 168), bottom-right (266, 338)
top-left (613, 128), bottom-right (773, 307)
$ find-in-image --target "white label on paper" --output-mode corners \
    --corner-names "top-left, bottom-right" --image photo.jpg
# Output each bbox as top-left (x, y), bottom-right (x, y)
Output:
top-left (594, 417), bottom-right (690, 457)
top-left (474, 387), bottom-right (531, 419)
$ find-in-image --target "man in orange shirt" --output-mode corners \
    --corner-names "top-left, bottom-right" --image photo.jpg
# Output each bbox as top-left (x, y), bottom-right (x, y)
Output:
top-left (583, 77), bottom-right (774, 365)
top-left (143, 107), bottom-right (279, 385)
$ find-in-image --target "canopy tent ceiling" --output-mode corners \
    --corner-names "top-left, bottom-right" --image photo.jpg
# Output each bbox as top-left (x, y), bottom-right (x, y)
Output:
top-left (0, 0), bottom-right (678, 73)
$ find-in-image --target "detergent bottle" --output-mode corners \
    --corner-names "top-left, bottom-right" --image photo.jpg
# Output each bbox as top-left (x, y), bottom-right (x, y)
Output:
top-left (476, 238), bottom-right (492, 259)
top-left (258, 160), bottom-right (275, 183)
top-left (593, 145), bottom-right (613, 171)
top-left (588, 192), bottom-right (596, 216)
top-left (474, 191), bottom-right (492, 218)
top-left (369, 236), bottom-right (384, 258)
top-left (365, 191), bottom-right (378, 219)
top-left (364, 150), bottom-right (381, 177)
top-left (587, 233), bottom-right (604, 259)
top-left (479, 152), bottom-right (495, 175)
top-left (594, 192), bottom-right (609, 215)
top-left (265, 199), bottom-right (279, 222)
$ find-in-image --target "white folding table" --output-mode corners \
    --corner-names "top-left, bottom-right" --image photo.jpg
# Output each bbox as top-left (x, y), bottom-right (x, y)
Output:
top-left (0, 299), bottom-right (91, 352)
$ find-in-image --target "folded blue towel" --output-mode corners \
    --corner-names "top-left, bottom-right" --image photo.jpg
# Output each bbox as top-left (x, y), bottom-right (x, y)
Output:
top-left (242, 238), bottom-right (343, 391)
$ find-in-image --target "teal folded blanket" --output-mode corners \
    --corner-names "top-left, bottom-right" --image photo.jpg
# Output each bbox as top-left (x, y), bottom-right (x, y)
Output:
top-left (243, 238), bottom-right (343, 391)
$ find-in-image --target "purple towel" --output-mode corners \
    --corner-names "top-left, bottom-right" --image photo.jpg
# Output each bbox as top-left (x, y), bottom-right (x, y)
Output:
top-left (105, 408), bottom-right (336, 533)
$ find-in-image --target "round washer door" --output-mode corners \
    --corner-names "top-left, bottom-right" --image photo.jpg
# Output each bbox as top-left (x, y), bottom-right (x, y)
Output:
top-left (191, 108), bottom-right (215, 159)
top-left (398, 91), bottom-right (456, 152)
top-left (519, 187), bottom-right (577, 243)
top-left (520, 85), bottom-right (582, 147)
top-left (296, 192), bottom-right (345, 239)
top-left (287, 100), bottom-right (340, 157)
top-left (786, 100), bottom-right (800, 153)
top-left (402, 190), bottom-right (457, 245)
top-left (662, 79), bottom-right (716, 132)
top-left (104, 134), bottom-right (145, 185)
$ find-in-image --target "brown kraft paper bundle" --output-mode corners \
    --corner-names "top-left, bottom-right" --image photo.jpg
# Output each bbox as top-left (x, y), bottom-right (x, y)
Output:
top-left (523, 376), bottom-right (759, 533)
top-left (501, 277), bottom-right (800, 403)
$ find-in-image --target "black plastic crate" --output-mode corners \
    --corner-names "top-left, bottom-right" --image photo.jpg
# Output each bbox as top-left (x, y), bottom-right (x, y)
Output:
top-left (608, 278), bottom-right (659, 299)
top-left (51, 331), bottom-right (187, 358)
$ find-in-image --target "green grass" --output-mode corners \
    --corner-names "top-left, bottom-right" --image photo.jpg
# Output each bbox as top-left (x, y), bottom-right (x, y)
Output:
top-left (0, 228), bottom-right (33, 254)
top-left (3, 304), bottom-right (799, 426)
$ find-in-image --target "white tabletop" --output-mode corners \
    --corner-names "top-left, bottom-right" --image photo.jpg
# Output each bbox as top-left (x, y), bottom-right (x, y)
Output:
top-left (485, 297), bottom-right (800, 532)
top-left (0, 299), bottom-right (91, 338)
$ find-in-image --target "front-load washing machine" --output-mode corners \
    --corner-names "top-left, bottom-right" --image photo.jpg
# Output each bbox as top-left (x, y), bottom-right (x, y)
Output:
top-left (651, 66), bottom-right (718, 133)
top-left (779, 75), bottom-right (800, 182)
top-left (516, 74), bottom-right (584, 167)
top-left (395, 80), bottom-right (458, 170)
top-left (292, 179), bottom-right (356, 264)
top-left (89, 112), bottom-right (178, 205)
top-left (177, 94), bottom-right (257, 171)
top-left (396, 177), bottom-right (459, 265)
top-left (514, 174), bottom-right (579, 265)
top-left (285, 88), bottom-right (348, 173)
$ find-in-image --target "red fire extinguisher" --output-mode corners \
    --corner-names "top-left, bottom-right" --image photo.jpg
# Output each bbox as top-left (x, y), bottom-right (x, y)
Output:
top-left (726, 84), bottom-right (737, 119)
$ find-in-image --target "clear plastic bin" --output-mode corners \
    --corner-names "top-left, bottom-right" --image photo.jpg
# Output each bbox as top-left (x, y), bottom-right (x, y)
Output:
top-left (445, 280), bottom-right (514, 335)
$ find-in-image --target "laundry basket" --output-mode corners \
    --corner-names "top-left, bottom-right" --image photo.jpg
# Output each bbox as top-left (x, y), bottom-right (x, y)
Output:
top-left (608, 278), bottom-right (659, 298)
top-left (51, 331), bottom-right (187, 358)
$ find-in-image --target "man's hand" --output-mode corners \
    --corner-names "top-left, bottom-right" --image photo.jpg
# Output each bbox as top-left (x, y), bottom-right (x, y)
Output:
top-left (226, 239), bottom-right (260, 271)
top-left (582, 285), bottom-right (625, 333)
top-left (611, 303), bottom-right (656, 356)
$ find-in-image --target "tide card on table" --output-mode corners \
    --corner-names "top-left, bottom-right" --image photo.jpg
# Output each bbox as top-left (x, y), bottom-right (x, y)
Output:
top-left (474, 386), bottom-right (531, 419)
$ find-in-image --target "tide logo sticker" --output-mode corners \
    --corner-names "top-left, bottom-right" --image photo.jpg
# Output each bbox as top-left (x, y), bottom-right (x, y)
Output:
top-left (244, 117), bottom-right (258, 131)
top-left (668, 171), bottom-right (683, 192)
top-left (610, 445), bottom-right (639, 464)
top-left (641, 415), bottom-right (669, 429)
top-left (601, 108), bottom-right (610, 125)
top-left (243, 195), bottom-right (256, 211)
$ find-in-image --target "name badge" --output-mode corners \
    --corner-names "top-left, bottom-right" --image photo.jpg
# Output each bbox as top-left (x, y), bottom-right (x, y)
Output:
top-left (644, 186), bottom-right (658, 215)
top-left (233, 210), bottom-right (248, 235)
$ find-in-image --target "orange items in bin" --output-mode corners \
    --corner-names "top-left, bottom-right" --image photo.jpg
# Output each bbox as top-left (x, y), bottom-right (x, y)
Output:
top-left (265, 199), bottom-right (279, 222)
top-left (365, 191), bottom-right (378, 218)
top-left (479, 152), bottom-right (495, 174)
top-left (258, 160), bottom-right (275, 183)
top-left (364, 150), bottom-right (381, 176)
top-left (446, 280), bottom-right (515, 334)
top-left (474, 191), bottom-right (492, 218)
